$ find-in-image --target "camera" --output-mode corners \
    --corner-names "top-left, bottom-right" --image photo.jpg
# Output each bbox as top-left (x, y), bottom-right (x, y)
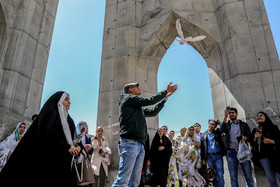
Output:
top-left (226, 106), bottom-right (230, 111)
top-left (99, 149), bottom-right (104, 154)
top-left (99, 149), bottom-right (105, 158)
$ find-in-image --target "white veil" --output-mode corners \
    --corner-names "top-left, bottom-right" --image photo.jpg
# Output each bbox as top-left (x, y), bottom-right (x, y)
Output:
top-left (57, 92), bottom-right (74, 146)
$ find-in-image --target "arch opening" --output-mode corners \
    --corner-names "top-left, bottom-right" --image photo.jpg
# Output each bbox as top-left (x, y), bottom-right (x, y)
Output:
top-left (158, 41), bottom-right (214, 133)
top-left (139, 12), bottom-right (246, 134)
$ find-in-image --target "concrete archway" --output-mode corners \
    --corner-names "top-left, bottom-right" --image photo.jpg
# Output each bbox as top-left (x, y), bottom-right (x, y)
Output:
top-left (139, 12), bottom-right (246, 126)
top-left (98, 0), bottom-right (280, 185)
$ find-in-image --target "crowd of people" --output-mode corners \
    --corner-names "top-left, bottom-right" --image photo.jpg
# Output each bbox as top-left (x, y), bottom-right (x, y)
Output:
top-left (147, 110), bottom-right (280, 187)
top-left (112, 82), bottom-right (280, 187)
top-left (0, 82), bottom-right (279, 187)
top-left (0, 91), bottom-right (111, 187)
top-left (137, 108), bottom-right (280, 187)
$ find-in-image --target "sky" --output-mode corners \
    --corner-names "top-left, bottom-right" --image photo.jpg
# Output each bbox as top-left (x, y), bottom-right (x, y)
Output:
top-left (41, 0), bottom-right (280, 136)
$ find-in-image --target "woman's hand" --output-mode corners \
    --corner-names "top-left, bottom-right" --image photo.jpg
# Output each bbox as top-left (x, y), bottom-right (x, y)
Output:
top-left (158, 146), bottom-right (165, 151)
top-left (263, 137), bottom-right (275, 144)
top-left (68, 145), bottom-right (77, 155)
top-left (68, 145), bottom-right (81, 156)
top-left (76, 146), bottom-right (81, 154)
top-left (84, 144), bottom-right (92, 152)
top-left (97, 140), bottom-right (102, 147)
top-left (254, 132), bottom-right (260, 142)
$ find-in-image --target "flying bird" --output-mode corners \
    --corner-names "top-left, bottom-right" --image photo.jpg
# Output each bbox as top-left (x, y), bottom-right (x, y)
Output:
top-left (175, 18), bottom-right (206, 45)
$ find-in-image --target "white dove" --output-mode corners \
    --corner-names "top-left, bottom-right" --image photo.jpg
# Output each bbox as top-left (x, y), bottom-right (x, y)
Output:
top-left (175, 18), bottom-right (206, 45)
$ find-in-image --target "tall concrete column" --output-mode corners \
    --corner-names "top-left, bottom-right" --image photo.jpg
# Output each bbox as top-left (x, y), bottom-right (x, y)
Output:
top-left (97, 0), bottom-right (144, 181)
top-left (0, 0), bottom-right (58, 139)
top-left (209, 0), bottom-right (280, 127)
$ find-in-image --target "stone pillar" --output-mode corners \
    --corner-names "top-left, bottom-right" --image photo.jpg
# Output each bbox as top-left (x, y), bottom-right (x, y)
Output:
top-left (97, 0), bottom-right (143, 182)
top-left (0, 0), bottom-right (58, 139)
top-left (210, 0), bottom-right (280, 127)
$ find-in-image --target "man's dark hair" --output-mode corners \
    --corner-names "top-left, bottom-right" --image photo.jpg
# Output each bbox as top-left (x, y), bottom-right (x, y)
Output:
top-left (208, 119), bottom-right (217, 126)
top-left (161, 126), bottom-right (168, 133)
top-left (229, 107), bottom-right (238, 113)
top-left (194, 123), bottom-right (201, 127)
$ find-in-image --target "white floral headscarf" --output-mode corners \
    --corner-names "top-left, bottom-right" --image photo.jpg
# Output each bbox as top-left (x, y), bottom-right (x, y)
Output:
top-left (0, 122), bottom-right (27, 171)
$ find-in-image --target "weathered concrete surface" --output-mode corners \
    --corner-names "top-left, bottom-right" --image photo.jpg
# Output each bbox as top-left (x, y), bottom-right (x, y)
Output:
top-left (98, 0), bottom-right (280, 186)
top-left (0, 0), bottom-right (58, 139)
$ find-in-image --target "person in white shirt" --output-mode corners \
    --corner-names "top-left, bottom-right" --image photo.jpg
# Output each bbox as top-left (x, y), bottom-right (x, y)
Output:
top-left (194, 123), bottom-right (202, 142)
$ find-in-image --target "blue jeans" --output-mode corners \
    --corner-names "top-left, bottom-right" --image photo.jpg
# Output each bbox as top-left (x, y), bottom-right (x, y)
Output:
top-left (112, 138), bottom-right (145, 187)
top-left (259, 157), bottom-right (280, 187)
top-left (207, 153), bottom-right (224, 187)
top-left (227, 150), bottom-right (254, 187)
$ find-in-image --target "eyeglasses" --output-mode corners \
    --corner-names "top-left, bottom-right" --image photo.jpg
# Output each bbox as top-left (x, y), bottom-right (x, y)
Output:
top-left (129, 85), bottom-right (138, 89)
top-left (209, 123), bottom-right (216, 126)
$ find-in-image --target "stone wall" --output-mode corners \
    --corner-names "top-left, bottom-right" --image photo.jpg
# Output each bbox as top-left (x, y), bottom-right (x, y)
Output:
top-left (0, 0), bottom-right (58, 139)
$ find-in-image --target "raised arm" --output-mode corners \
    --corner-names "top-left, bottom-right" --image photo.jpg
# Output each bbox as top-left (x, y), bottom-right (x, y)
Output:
top-left (143, 100), bottom-right (166, 117)
top-left (220, 110), bottom-right (229, 133)
top-left (124, 82), bottom-right (178, 107)
top-left (124, 90), bottom-right (167, 107)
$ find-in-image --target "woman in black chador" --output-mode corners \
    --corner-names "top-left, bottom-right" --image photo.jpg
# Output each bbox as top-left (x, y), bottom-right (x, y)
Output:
top-left (150, 128), bottom-right (172, 187)
top-left (0, 91), bottom-right (81, 187)
top-left (250, 111), bottom-right (280, 187)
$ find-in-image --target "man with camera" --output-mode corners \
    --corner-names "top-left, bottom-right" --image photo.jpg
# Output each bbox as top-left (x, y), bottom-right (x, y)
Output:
top-left (221, 107), bottom-right (254, 187)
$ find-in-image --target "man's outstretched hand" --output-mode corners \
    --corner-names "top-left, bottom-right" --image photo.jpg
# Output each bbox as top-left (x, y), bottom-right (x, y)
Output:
top-left (165, 82), bottom-right (178, 100)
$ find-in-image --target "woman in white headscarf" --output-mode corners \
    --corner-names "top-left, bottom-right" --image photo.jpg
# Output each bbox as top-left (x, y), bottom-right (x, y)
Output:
top-left (92, 126), bottom-right (111, 187)
top-left (0, 91), bottom-right (80, 187)
top-left (176, 126), bottom-right (206, 186)
top-left (0, 122), bottom-right (26, 171)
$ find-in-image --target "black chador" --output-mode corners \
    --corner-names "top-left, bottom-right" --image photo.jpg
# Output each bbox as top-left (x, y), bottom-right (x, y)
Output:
top-left (150, 129), bottom-right (172, 187)
top-left (0, 91), bottom-right (77, 187)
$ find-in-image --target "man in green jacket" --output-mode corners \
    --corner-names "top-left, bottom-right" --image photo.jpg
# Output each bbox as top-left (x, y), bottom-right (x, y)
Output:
top-left (112, 82), bottom-right (177, 187)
